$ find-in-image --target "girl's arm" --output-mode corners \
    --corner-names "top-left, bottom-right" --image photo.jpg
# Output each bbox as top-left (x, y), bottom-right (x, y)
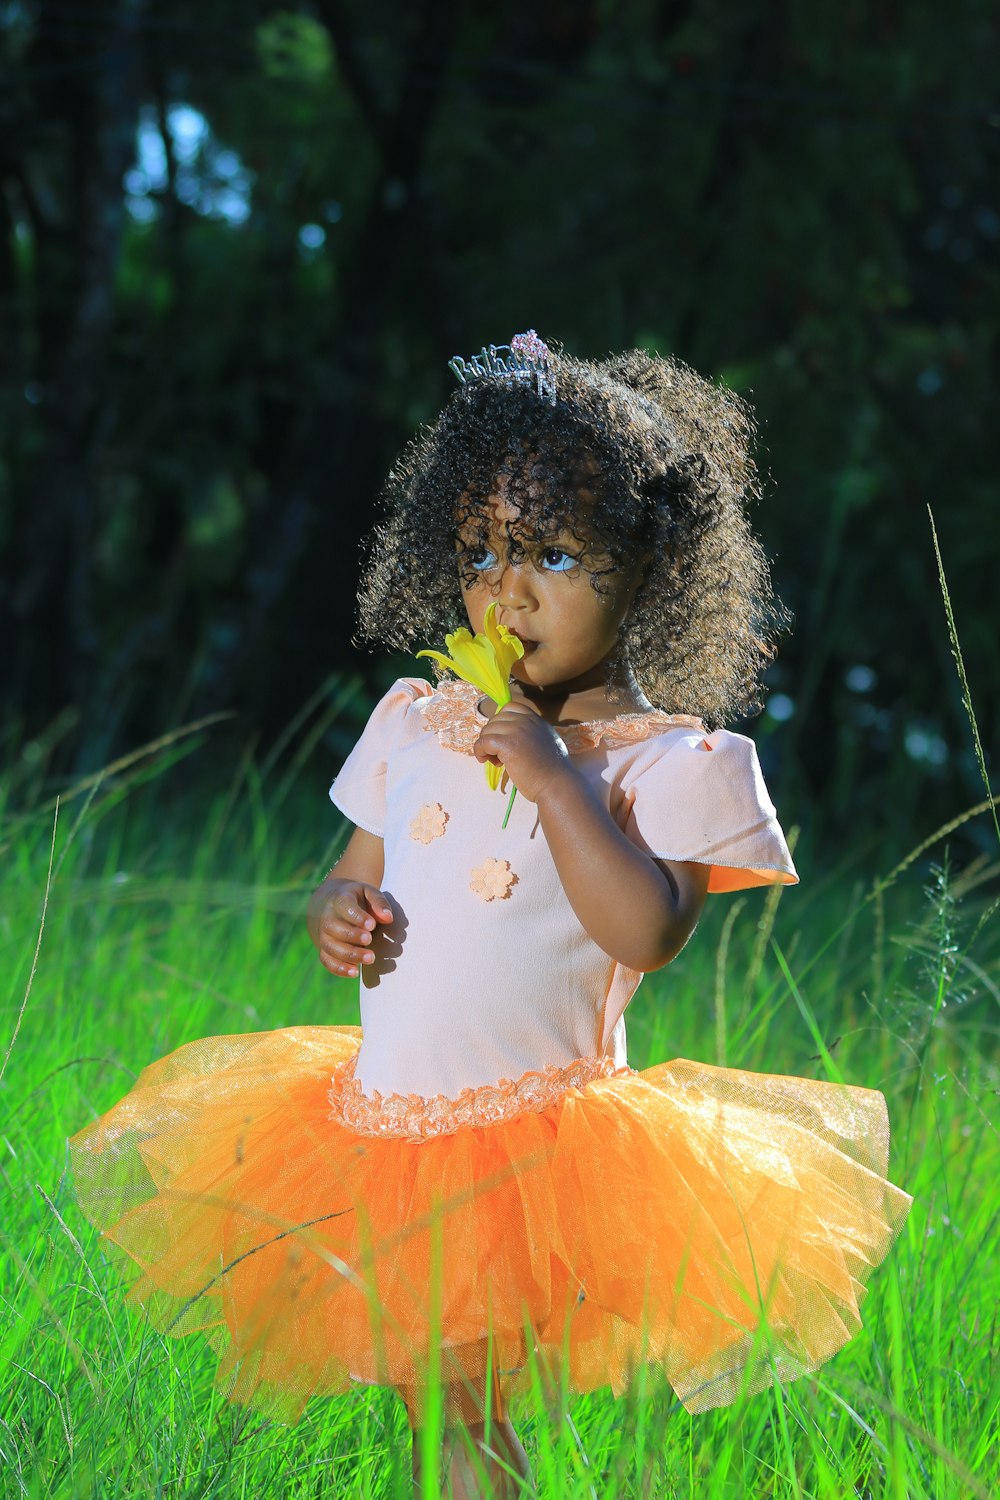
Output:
top-left (308, 826), bottom-right (395, 978)
top-left (535, 773), bottom-right (710, 971)
top-left (475, 704), bottom-right (710, 971)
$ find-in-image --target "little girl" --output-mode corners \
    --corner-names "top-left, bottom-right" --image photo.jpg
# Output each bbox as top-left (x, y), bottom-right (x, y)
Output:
top-left (69, 334), bottom-right (912, 1498)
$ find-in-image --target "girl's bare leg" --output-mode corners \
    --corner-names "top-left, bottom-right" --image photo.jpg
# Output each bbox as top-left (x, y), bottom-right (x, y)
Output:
top-left (441, 1418), bottom-right (533, 1498)
top-left (402, 1371), bottom-right (534, 1498)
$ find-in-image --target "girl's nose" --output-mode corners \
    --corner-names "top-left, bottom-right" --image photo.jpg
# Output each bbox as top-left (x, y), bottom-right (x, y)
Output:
top-left (496, 559), bottom-right (533, 608)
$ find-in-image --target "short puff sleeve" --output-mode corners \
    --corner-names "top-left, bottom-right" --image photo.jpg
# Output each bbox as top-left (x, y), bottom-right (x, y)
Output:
top-left (619, 728), bottom-right (799, 893)
top-left (328, 678), bottom-right (431, 837)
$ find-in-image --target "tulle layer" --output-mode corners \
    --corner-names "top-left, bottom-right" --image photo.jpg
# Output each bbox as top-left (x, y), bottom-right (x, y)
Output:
top-left (67, 1024), bottom-right (912, 1424)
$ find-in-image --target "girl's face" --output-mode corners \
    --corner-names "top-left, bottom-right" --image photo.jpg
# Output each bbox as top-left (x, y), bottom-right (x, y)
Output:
top-left (457, 483), bottom-right (644, 698)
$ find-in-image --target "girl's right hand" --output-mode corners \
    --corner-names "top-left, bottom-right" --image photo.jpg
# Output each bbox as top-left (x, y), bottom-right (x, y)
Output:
top-left (312, 878), bottom-right (395, 978)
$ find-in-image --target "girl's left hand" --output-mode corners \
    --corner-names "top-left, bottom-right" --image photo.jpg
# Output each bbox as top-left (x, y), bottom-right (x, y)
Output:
top-left (473, 701), bottom-right (573, 804)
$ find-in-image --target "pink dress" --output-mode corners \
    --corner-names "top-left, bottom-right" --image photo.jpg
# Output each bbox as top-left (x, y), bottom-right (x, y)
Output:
top-left (332, 676), bottom-right (799, 1104)
top-left (67, 675), bottom-right (911, 1427)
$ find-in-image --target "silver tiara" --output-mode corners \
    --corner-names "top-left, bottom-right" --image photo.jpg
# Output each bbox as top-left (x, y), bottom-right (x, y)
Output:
top-left (448, 329), bottom-right (556, 405)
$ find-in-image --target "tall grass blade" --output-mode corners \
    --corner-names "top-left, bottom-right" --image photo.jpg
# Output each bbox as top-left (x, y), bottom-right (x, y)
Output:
top-left (743, 826), bottom-right (799, 1004)
top-left (927, 504), bottom-right (999, 852)
top-left (714, 897), bottom-right (745, 1066)
top-left (1, 797), bottom-right (58, 1088)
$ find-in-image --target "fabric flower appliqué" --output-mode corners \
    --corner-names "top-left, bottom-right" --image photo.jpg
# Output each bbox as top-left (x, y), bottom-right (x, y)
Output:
top-left (410, 802), bottom-right (448, 844)
top-left (469, 856), bottom-right (516, 902)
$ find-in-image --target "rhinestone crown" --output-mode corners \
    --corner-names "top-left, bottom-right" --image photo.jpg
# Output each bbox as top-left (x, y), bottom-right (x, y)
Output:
top-left (448, 329), bottom-right (556, 405)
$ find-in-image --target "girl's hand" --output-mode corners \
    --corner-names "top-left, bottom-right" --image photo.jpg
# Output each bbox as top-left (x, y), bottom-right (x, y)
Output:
top-left (311, 878), bottom-right (395, 979)
top-left (473, 701), bottom-right (573, 803)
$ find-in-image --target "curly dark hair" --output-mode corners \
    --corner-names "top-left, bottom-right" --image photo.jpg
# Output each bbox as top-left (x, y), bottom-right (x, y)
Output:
top-left (355, 342), bottom-right (789, 728)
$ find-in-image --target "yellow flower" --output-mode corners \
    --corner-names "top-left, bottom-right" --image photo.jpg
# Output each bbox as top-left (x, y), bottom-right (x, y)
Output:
top-left (417, 603), bottom-right (524, 708)
top-left (417, 603), bottom-right (524, 793)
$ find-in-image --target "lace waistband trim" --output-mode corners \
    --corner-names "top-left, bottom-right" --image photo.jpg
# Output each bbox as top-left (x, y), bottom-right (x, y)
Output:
top-left (326, 1053), bottom-right (635, 1141)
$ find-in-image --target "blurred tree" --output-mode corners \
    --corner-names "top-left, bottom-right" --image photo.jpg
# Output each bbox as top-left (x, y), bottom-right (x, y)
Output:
top-left (0, 0), bottom-right (997, 858)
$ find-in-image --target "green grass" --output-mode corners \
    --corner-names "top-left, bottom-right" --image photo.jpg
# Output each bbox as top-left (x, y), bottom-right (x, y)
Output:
top-left (0, 723), bottom-right (997, 1500)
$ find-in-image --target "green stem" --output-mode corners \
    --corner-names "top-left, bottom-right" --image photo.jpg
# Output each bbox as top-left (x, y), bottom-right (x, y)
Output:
top-left (501, 785), bottom-right (518, 829)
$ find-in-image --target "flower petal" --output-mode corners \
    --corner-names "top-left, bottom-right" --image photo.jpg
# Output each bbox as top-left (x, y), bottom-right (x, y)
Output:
top-left (484, 602), bottom-right (525, 669)
top-left (448, 637), bottom-right (508, 703)
top-left (419, 603), bottom-right (522, 733)
top-left (416, 648), bottom-right (459, 672)
top-left (443, 626), bottom-right (475, 655)
top-left (482, 602), bottom-right (503, 650)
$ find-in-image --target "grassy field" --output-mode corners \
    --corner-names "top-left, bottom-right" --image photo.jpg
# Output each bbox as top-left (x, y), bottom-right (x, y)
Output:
top-left (1, 723), bottom-right (997, 1499)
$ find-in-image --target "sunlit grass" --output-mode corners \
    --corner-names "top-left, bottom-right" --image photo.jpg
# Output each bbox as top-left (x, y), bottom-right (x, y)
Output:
top-left (0, 717), bottom-right (996, 1498)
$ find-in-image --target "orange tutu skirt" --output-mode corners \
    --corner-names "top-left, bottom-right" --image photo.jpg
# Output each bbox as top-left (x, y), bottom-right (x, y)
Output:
top-left (67, 1025), bottom-right (912, 1425)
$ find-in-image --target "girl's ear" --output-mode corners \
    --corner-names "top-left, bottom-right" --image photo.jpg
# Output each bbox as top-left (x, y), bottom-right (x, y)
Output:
top-left (612, 547), bottom-right (643, 634)
top-left (616, 551), bottom-right (652, 625)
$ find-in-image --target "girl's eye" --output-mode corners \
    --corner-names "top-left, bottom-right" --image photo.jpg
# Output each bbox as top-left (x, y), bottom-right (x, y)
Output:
top-left (468, 546), bottom-right (498, 573)
top-left (539, 547), bottom-right (579, 573)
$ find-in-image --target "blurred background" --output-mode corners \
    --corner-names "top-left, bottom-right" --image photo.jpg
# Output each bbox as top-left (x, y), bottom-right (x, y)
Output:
top-left (2, 0), bottom-right (998, 866)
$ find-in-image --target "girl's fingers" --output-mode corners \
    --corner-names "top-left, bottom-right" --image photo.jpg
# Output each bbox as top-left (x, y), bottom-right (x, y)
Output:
top-left (361, 887), bottom-right (395, 923)
top-left (473, 740), bottom-right (504, 768)
top-left (322, 934), bottom-right (375, 962)
top-left (318, 886), bottom-right (393, 978)
top-left (493, 699), bottom-right (542, 717)
top-left (320, 942), bottom-right (376, 976)
top-left (320, 951), bottom-right (365, 978)
top-left (322, 918), bottom-right (373, 945)
top-left (330, 892), bottom-right (392, 925)
top-left (334, 902), bottom-right (376, 931)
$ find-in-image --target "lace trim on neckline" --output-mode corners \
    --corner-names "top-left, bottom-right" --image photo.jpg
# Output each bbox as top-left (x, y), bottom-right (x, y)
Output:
top-left (327, 1052), bottom-right (635, 1141)
top-left (420, 679), bottom-right (705, 756)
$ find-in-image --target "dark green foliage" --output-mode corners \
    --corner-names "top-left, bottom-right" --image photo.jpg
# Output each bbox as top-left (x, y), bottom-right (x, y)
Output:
top-left (1, 1), bottom-right (997, 858)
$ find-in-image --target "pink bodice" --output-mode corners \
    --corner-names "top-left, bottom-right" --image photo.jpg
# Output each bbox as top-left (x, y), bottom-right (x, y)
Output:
top-left (329, 678), bottom-right (797, 1102)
